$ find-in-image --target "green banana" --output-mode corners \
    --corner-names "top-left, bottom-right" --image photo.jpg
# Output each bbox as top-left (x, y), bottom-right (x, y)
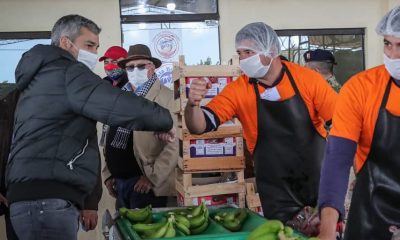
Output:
top-left (132, 217), bottom-right (167, 233)
top-left (188, 213), bottom-right (206, 229)
top-left (214, 215), bottom-right (224, 222)
top-left (126, 206), bottom-right (151, 222)
top-left (224, 212), bottom-right (235, 221)
top-left (284, 226), bottom-right (294, 237)
top-left (163, 221), bottom-right (176, 238)
top-left (165, 209), bottom-right (189, 217)
top-left (190, 218), bottom-right (209, 235)
top-left (118, 207), bottom-right (129, 217)
top-left (175, 221), bottom-right (191, 236)
top-left (222, 218), bottom-right (242, 232)
top-left (215, 211), bottom-right (227, 218)
top-left (256, 233), bottom-right (279, 240)
top-left (175, 215), bottom-right (190, 229)
top-left (191, 203), bottom-right (203, 217)
top-left (142, 212), bottom-right (153, 224)
top-left (203, 207), bottom-right (209, 220)
top-left (247, 219), bottom-right (284, 240)
top-left (236, 209), bottom-right (248, 224)
top-left (143, 222), bottom-right (169, 239)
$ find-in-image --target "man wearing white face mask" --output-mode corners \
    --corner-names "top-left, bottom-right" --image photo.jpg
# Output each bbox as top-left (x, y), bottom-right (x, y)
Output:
top-left (318, 5), bottom-right (400, 240)
top-left (100, 44), bottom-right (178, 211)
top-left (184, 22), bottom-right (337, 235)
top-left (7, 15), bottom-right (174, 240)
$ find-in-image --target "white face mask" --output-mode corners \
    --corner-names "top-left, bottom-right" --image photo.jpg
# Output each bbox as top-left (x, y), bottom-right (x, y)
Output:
top-left (384, 54), bottom-right (400, 80)
top-left (69, 40), bottom-right (98, 70)
top-left (77, 49), bottom-right (98, 71)
top-left (239, 53), bottom-right (272, 79)
top-left (127, 68), bottom-right (148, 88)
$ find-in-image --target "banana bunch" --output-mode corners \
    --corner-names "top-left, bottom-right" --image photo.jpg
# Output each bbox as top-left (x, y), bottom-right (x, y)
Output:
top-left (185, 201), bottom-right (209, 235)
top-left (137, 201), bottom-right (209, 238)
top-left (119, 205), bottom-right (153, 223)
top-left (213, 208), bottom-right (248, 232)
top-left (247, 219), bottom-right (320, 240)
top-left (141, 217), bottom-right (176, 239)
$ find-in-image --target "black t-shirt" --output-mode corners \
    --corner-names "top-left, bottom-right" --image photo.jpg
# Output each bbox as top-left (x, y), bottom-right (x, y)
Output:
top-left (105, 126), bottom-right (142, 179)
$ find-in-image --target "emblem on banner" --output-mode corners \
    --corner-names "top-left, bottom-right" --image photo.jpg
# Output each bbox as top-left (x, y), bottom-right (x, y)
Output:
top-left (153, 31), bottom-right (180, 60)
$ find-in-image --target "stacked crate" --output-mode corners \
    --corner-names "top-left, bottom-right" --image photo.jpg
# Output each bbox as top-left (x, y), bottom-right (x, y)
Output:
top-left (173, 56), bottom-right (246, 208)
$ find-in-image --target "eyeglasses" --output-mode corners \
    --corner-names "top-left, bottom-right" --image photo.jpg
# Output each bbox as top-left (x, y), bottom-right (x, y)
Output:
top-left (125, 63), bottom-right (152, 72)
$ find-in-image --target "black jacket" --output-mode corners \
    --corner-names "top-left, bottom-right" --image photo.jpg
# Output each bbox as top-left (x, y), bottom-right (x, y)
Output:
top-left (6, 44), bottom-right (173, 209)
top-left (0, 86), bottom-right (19, 215)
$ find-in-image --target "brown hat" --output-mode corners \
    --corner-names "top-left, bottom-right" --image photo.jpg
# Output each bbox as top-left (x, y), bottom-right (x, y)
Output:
top-left (118, 44), bottom-right (162, 69)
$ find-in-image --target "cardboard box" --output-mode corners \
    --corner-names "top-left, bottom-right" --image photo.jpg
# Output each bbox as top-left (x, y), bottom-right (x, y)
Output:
top-left (177, 192), bottom-right (239, 207)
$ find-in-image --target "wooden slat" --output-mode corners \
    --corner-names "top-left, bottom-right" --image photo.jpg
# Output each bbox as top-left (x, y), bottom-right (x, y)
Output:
top-left (178, 127), bottom-right (243, 140)
top-left (246, 194), bottom-right (262, 208)
top-left (178, 156), bottom-right (245, 172)
top-left (177, 114), bottom-right (241, 130)
top-left (176, 178), bottom-right (245, 197)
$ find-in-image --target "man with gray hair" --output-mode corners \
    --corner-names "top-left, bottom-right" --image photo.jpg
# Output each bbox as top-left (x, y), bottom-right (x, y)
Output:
top-left (184, 22), bottom-right (337, 236)
top-left (304, 49), bottom-right (342, 92)
top-left (6, 14), bottom-right (174, 240)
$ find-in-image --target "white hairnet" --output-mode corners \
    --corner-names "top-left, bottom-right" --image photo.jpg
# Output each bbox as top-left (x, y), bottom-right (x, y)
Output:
top-left (376, 5), bottom-right (400, 37)
top-left (235, 22), bottom-right (281, 58)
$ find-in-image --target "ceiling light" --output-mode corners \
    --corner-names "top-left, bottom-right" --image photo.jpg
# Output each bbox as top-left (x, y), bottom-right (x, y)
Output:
top-left (167, 3), bottom-right (176, 11)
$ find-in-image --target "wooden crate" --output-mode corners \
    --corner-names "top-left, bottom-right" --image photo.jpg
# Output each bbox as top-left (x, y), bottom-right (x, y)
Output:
top-left (245, 178), bottom-right (263, 215)
top-left (177, 114), bottom-right (242, 133)
top-left (172, 55), bottom-right (240, 113)
top-left (178, 130), bottom-right (245, 172)
top-left (175, 168), bottom-right (246, 207)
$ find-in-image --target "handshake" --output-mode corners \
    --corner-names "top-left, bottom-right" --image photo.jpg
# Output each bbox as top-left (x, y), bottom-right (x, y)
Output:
top-left (154, 126), bottom-right (177, 143)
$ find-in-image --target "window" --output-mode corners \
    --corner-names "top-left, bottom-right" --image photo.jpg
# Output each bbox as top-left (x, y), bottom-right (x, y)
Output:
top-left (277, 28), bottom-right (365, 85)
top-left (0, 32), bottom-right (51, 84)
top-left (120, 0), bottom-right (219, 88)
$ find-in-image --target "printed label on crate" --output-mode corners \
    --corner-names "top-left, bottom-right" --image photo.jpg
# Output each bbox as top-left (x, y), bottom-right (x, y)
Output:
top-left (185, 76), bottom-right (233, 98)
top-left (189, 137), bottom-right (237, 158)
top-left (177, 192), bottom-right (238, 206)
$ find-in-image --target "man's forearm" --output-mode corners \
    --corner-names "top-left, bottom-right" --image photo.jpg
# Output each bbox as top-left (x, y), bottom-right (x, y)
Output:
top-left (184, 105), bottom-right (206, 134)
top-left (319, 207), bottom-right (340, 238)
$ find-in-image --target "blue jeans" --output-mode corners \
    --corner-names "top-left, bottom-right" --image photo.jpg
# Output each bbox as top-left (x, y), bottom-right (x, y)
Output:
top-left (10, 199), bottom-right (79, 240)
top-left (115, 177), bottom-right (167, 209)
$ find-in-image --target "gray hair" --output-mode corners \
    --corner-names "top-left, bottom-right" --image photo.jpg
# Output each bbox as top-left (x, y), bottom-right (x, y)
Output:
top-left (51, 14), bottom-right (101, 46)
top-left (307, 61), bottom-right (334, 75)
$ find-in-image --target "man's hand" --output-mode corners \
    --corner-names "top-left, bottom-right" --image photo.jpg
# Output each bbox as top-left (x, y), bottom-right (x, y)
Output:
top-left (80, 210), bottom-right (98, 231)
top-left (105, 178), bottom-right (117, 198)
top-left (154, 127), bottom-right (176, 143)
top-left (318, 207), bottom-right (340, 240)
top-left (188, 78), bottom-right (212, 107)
top-left (0, 193), bottom-right (8, 207)
top-left (133, 176), bottom-right (152, 194)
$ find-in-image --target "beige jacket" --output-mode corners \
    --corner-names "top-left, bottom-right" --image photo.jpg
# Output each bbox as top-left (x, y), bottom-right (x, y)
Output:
top-left (102, 80), bottom-right (178, 196)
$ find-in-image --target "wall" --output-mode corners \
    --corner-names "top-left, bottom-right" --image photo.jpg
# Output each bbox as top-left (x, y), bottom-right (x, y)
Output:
top-left (219, 0), bottom-right (399, 69)
top-left (1, 0), bottom-right (400, 239)
top-left (0, 0), bottom-right (122, 77)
